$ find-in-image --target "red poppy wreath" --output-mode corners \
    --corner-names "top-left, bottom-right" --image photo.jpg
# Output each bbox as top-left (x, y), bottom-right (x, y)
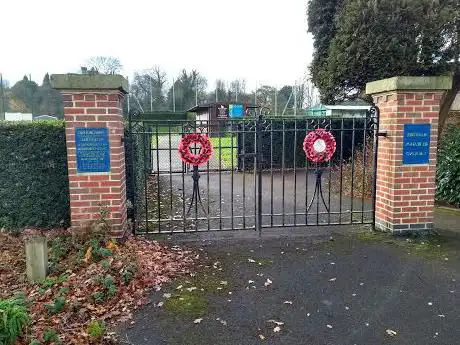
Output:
top-left (178, 133), bottom-right (214, 166)
top-left (303, 129), bottom-right (337, 163)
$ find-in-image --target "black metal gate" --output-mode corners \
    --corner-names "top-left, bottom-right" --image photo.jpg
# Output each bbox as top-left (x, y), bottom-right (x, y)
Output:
top-left (125, 107), bottom-right (379, 235)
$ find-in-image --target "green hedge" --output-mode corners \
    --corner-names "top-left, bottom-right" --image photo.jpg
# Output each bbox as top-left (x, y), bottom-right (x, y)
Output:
top-left (436, 125), bottom-right (460, 207)
top-left (125, 128), bottom-right (147, 225)
top-left (0, 121), bottom-right (70, 229)
top-left (237, 118), bottom-right (369, 169)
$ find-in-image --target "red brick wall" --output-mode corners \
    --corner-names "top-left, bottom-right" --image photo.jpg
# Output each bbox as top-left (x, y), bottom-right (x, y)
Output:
top-left (63, 91), bottom-right (128, 237)
top-left (373, 92), bottom-right (443, 232)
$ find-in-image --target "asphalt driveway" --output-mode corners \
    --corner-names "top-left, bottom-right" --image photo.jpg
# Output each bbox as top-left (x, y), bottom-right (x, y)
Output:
top-left (119, 231), bottom-right (460, 345)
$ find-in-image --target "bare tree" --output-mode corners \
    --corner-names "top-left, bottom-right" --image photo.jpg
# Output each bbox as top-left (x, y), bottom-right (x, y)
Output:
top-left (85, 56), bottom-right (122, 74)
top-left (229, 79), bottom-right (246, 101)
top-left (131, 66), bottom-right (168, 111)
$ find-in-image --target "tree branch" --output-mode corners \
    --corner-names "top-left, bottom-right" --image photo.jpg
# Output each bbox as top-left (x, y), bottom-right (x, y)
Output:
top-left (438, 72), bottom-right (460, 136)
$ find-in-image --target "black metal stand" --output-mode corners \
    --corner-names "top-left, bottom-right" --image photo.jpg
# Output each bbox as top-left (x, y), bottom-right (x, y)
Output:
top-left (186, 165), bottom-right (207, 215)
top-left (307, 167), bottom-right (329, 212)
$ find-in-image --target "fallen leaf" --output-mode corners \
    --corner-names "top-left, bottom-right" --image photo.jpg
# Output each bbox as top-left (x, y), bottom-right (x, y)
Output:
top-left (329, 278), bottom-right (337, 282)
top-left (219, 319), bottom-right (227, 326)
top-left (264, 279), bottom-right (272, 287)
top-left (248, 258), bottom-right (256, 263)
top-left (194, 318), bottom-right (203, 324)
top-left (163, 293), bottom-right (171, 299)
top-left (386, 329), bottom-right (397, 337)
top-left (220, 281), bottom-right (228, 285)
top-left (248, 280), bottom-right (255, 284)
top-left (284, 301), bottom-right (293, 305)
top-left (267, 320), bottom-right (284, 326)
top-left (273, 326), bottom-right (281, 333)
top-left (176, 285), bottom-right (183, 290)
top-left (83, 246), bottom-right (92, 263)
top-left (106, 240), bottom-right (118, 250)
top-left (157, 301), bottom-right (164, 307)
top-left (258, 334), bottom-right (265, 340)
top-left (327, 324), bottom-right (333, 329)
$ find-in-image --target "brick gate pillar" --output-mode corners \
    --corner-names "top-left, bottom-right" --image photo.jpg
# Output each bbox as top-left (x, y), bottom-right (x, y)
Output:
top-left (366, 76), bottom-right (452, 233)
top-left (51, 74), bottom-right (129, 237)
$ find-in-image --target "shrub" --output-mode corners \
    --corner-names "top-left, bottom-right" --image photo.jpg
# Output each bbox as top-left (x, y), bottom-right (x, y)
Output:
top-left (0, 121), bottom-right (69, 230)
top-left (436, 125), bottom-right (460, 207)
top-left (44, 288), bottom-right (68, 315)
top-left (330, 143), bottom-right (375, 199)
top-left (0, 295), bottom-right (29, 345)
top-left (86, 320), bottom-right (105, 339)
top-left (42, 329), bottom-right (60, 344)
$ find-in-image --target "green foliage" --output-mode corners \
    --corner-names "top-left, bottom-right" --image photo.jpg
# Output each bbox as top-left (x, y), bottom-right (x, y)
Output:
top-left (102, 275), bottom-right (118, 298)
top-left (308, 0), bottom-right (458, 103)
top-left (41, 274), bottom-right (68, 289)
top-left (0, 295), bottom-right (29, 345)
top-left (42, 329), bottom-right (60, 344)
top-left (29, 340), bottom-right (40, 345)
top-left (239, 118), bottom-right (365, 169)
top-left (166, 69), bottom-right (207, 112)
top-left (92, 274), bottom-right (119, 303)
top-left (49, 236), bottom-right (72, 261)
top-left (10, 76), bottom-right (39, 113)
top-left (209, 136), bottom-right (237, 169)
top-left (125, 127), bottom-right (148, 222)
top-left (86, 320), bottom-right (105, 339)
top-left (5, 75), bottom-right (63, 117)
top-left (48, 235), bottom-right (73, 274)
top-left (100, 259), bottom-right (112, 270)
top-left (121, 263), bottom-right (137, 285)
top-left (436, 126), bottom-right (460, 206)
top-left (87, 238), bottom-right (113, 262)
top-left (44, 289), bottom-right (68, 315)
top-left (0, 121), bottom-right (69, 230)
top-left (91, 292), bottom-right (105, 304)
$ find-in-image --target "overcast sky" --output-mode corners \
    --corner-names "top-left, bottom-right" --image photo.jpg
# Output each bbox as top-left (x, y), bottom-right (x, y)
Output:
top-left (1, 0), bottom-right (313, 91)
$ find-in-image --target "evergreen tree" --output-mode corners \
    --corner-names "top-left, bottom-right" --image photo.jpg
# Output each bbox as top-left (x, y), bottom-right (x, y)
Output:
top-left (10, 76), bottom-right (38, 113)
top-left (307, 0), bottom-right (345, 101)
top-left (308, 0), bottom-right (459, 101)
top-left (35, 73), bottom-right (64, 117)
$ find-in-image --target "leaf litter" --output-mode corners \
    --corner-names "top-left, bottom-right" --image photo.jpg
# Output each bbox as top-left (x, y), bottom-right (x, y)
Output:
top-left (0, 231), bottom-right (197, 344)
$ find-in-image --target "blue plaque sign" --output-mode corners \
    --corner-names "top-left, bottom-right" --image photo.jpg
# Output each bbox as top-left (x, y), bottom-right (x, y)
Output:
top-left (75, 128), bottom-right (111, 173)
top-left (229, 104), bottom-right (244, 118)
top-left (403, 124), bottom-right (431, 165)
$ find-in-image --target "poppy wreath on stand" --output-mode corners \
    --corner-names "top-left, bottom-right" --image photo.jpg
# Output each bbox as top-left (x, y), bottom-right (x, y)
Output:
top-left (303, 128), bottom-right (337, 163)
top-left (178, 133), bottom-right (214, 166)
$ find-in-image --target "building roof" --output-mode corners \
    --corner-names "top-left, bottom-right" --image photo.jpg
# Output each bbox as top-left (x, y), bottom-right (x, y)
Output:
top-left (187, 102), bottom-right (259, 113)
